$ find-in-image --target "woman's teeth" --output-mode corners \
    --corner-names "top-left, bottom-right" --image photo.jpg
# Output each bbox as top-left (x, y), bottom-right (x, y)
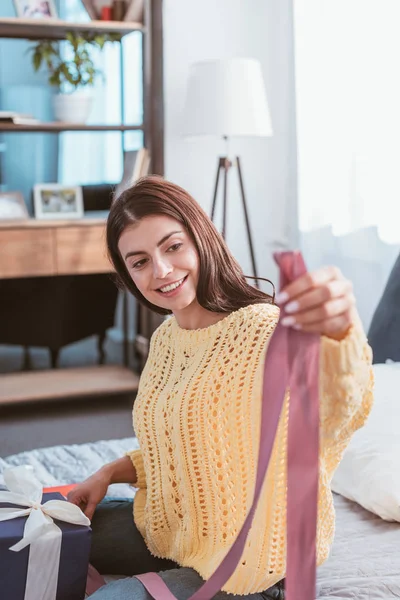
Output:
top-left (159, 278), bottom-right (185, 293)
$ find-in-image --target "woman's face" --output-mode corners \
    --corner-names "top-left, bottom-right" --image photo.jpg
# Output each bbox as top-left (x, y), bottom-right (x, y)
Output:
top-left (118, 215), bottom-right (200, 312)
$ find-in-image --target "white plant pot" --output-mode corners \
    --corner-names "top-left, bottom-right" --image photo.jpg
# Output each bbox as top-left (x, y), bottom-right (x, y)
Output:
top-left (53, 92), bottom-right (93, 124)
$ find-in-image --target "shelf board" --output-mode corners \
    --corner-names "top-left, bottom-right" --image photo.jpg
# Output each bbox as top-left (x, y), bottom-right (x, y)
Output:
top-left (0, 122), bottom-right (143, 133)
top-left (0, 365), bottom-right (140, 406)
top-left (0, 18), bottom-right (143, 41)
top-left (0, 216), bottom-right (108, 230)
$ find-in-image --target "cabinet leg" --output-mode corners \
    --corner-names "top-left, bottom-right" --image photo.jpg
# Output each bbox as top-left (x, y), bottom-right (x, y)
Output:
top-left (22, 346), bottom-right (32, 371)
top-left (98, 332), bottom-right (106, 365)
top-left (50, 348), bottom-right (60, 369)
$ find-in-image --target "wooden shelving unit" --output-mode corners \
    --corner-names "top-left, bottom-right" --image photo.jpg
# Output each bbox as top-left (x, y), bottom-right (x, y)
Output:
top-left (0, 123), bottom-right (143, 133)
top-left (0, 17), bottom-right (143, 40)
top-left (0, 1), bottom-right (164, 405)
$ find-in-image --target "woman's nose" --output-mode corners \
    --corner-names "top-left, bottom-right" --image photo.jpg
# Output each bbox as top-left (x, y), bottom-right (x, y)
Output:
top-left (153, 258), bottom-right (172, 279)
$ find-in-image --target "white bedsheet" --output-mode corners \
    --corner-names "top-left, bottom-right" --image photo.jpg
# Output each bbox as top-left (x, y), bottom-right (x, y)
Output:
top-left (318, 493), bottom-right (400, 599)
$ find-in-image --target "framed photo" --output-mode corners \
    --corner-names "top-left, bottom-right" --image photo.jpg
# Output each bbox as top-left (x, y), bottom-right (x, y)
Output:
top-left (33, 184), bottom-right (84, 220)
top-left (13, 0), bottom-right (58, 19)
top-left (0, 191), bottom-right (29, 220)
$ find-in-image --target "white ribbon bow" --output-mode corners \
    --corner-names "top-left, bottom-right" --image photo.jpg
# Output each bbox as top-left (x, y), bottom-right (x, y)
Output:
top-left (0, 465), bottom-right (90, 600)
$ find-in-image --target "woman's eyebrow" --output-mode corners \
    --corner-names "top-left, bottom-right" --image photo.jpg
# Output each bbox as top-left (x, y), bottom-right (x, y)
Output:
top-left (124, 231), bottom-right (183, 260)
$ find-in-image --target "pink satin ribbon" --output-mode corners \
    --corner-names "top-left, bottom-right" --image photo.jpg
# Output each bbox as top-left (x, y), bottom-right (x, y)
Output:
top-left (86, 564), bottom-right (107, 596)
top-left (135, 251), bottom-right (320, 600)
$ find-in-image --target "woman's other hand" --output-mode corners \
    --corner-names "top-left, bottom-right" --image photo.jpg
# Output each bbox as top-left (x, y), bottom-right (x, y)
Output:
top-left (275, 265), bottom-right (356, 340)
top-left (67, 469), bottom-right (111, 520)
top-left (67, 456), bottom-right (137, 520)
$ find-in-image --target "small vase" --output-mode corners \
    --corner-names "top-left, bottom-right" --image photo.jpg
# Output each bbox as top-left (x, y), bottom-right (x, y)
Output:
top-left (53, 92), bottom-right (94, 124)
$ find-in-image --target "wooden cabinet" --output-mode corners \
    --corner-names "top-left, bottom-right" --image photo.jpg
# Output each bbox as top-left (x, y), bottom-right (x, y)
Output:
top-left (55, 224), bottom-right (109, 275)
top-left (0, 228), bottom-right (54, 278)
top-left (0, 219), bottom-right (110, 278)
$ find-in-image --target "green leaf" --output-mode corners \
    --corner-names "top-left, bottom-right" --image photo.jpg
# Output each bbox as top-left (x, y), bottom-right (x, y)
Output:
top-left (32, 50), bottom-right (42, 71)
top-left (49, 71), bottom-right (61, 87)
top-left (95, 35), bottom-right (105, 49)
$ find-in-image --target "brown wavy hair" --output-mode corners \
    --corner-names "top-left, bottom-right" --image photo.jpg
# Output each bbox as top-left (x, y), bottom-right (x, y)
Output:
top-left (106, 175), bottom-right (274, 315)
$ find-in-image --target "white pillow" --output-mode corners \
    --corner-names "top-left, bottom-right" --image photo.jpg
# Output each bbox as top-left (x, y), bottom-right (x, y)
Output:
top-left (331, 362), bottom-right (400, 521)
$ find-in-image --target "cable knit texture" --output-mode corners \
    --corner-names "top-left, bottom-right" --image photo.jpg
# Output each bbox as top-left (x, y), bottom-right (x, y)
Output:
top-left (126, 303), bottom-right (373, 594)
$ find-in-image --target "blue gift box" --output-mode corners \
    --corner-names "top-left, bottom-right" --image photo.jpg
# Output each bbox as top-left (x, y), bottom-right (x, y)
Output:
top-left (0, 492), bottom-right (92, 600)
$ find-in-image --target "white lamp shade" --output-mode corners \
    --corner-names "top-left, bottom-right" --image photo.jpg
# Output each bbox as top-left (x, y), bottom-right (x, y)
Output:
top-left (182, 58), bottom-right (273, 138)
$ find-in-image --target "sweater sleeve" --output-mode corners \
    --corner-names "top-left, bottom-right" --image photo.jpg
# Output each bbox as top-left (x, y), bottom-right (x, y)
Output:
top-left (125, 449), bottom-right (146, 489)
top-left (319, 314), bottom-right (374, 477)
top-left (122, 322), bottom-right (166, 490)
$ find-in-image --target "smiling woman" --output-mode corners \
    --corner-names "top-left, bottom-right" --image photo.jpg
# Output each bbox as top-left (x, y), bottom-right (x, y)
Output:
top-left (67, 175), bottom-right (373, 599)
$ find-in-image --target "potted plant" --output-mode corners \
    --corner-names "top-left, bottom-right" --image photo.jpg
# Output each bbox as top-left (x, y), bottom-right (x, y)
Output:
top-left (29, 32), bottom-right (120, 123)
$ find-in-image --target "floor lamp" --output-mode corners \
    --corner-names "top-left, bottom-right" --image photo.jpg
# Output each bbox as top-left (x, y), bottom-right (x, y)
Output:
top-left (182, 59), bottom-right (273, 287)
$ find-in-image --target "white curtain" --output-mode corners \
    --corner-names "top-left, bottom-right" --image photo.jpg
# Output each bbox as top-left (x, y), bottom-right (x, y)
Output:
top-left (293, 0), bottom-right (400, 329)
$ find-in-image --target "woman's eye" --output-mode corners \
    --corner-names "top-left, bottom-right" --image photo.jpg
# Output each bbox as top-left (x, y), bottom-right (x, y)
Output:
top-left (131, 259), bottom-right (147, 269)
top-left (168, 243), bottom-right (183, 252)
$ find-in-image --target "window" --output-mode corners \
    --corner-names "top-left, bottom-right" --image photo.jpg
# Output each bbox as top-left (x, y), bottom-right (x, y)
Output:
top-left (294, 0), bottom-right (400, 243)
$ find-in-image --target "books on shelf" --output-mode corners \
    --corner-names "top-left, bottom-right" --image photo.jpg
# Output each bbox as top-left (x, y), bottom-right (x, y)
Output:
top-left (0, 111), bottom-right (39, 125)
top-left (114, 147), bottom-right (150, 199)
top-left (80, 0), bottom-right (97, 20)
top-left (132, 147), bottom-right (150, 181)
top-left (80, 0), bottom-right (143, 22)
top-left (124, 0), bottom-right (144, 22)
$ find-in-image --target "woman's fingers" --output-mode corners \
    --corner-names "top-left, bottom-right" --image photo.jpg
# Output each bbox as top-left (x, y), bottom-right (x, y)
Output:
top-left (67, 491), bottom-right (95, 519)
top-left (85, 502), bottom-right (98, 521)
top-left (282, 279), bottom-right (353, 314)
top-left (291, 312), bottom-right (354, 337)
top-left (281, 294), bottom-right (356, 327)
top-left (276, 266), bottom-right (344, 304)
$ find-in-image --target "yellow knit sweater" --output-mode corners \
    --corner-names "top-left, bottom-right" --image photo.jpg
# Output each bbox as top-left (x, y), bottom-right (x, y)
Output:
top-left (127, 303), bottom-right (373, 594)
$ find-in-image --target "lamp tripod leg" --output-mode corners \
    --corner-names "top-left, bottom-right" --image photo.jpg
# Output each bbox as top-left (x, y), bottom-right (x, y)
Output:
top-left (222, 159), bottom-right (229, 240)
top-left (211, 159), bottom-right (222, 222)
top-left (236, 156), bottom-right (259, 288)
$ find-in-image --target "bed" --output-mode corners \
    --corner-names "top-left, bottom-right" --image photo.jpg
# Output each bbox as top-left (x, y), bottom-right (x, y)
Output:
top-left (1, 435), bottom-right (399, 599)
top-left (3, 256), bottom-right (400, 599)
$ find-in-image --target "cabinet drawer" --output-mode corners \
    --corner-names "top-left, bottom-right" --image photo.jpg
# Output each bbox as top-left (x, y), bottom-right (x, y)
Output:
top-left (55, 225), bottom-right (112, 275)
top-left (0, 229), bottom-right (54, 278)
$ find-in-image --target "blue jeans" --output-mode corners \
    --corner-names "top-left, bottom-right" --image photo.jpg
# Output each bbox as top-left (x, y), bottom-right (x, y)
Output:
top-left (89, 498), bottom-right (284, 600)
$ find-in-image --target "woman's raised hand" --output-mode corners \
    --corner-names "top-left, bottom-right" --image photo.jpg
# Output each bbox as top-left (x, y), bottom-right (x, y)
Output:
top-left (276, 265), bottom-right (356, 340)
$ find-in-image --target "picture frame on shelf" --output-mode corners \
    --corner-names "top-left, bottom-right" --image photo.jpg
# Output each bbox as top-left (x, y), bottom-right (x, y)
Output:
top-left (33, 184), bottom-right (84, 220)
top-left (13, 0), bottom-right (58, 19)
top-left (0, 191), bottom-right (29, 221)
